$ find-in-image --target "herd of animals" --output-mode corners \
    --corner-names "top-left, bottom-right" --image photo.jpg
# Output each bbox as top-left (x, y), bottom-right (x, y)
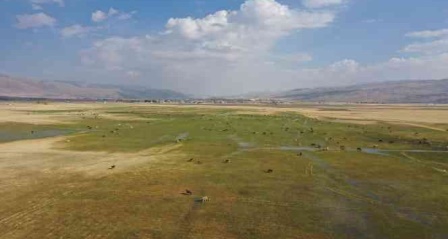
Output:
top-left (25, 112), bottom-right (446, 207)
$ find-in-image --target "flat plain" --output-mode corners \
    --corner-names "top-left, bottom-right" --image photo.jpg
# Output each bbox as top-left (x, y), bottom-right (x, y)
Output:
top-left (0, 102), bottom-right (447, 239)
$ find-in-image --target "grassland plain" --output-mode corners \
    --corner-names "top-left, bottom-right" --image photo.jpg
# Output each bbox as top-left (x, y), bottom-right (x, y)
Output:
top-left (0, 102), bottom-right (447, 239)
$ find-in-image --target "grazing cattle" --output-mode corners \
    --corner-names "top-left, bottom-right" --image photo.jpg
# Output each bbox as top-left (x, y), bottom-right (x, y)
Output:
top-left (420, 138), bottom-right (431, 145)
top-left (223, 159), bottom-right (231, 163)
top-left (108, 165), bottom-right (115, 170)
top-left (201, 196), bottom-right (210, 203)
top-left (378, 139), bottom-right (383, 142)
top-left (357, 147), bottom-right (362, 152)
top-left (185, 189), bottom-right (192, 195)
top-left (297, 152), bottom-right (303, 156)
top-left (187, 158), bottom-right (194, 162)
top-left (265, 169), bottom-right (273, 173)
top-left (340, 145), bottom-right (346, 151)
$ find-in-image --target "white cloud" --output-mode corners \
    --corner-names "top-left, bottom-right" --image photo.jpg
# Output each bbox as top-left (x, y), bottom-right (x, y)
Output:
top-left (303, 0), bottom-right (345, 8)
top-left (80, 0), bottom-right (337, 94)
top-left (163, 0), bottom-right (334, 53)
top-left (118, 11), bottom-right (137, 20)
top-left (92, 8), bottom-right (135, 22)
top-left (15, 12), bottom-right (56, 29)
top-left (405, 29), bottom-right (448, 39)
top-left (355, 54), bottom-right (448, 83)
top-left (92, 10), bottom-right (108, 22)
top-left (403, 28), bottom-right (448, 55)
top-left (61, 24), bottom-right (94, 38)
top-left (80, 1), bottom-right (448, 95)
top-left (402, 39), bottom-right (448, 55)
top-left (81, 37), bottom-right (149, 70)
top-left (297, 52), bottom-right (448, 88)
top-left (31, 4), bottom-right (43, 10)
top-left (108, 8), bottom-right (119, 16)
top-left (329, 59), bottom-right (359, 72)
top-left (84, 0), bottom-right (334, 63)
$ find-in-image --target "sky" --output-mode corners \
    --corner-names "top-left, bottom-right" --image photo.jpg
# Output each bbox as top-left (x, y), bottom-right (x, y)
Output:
top-left (1, 0), bottom-right (448, 96)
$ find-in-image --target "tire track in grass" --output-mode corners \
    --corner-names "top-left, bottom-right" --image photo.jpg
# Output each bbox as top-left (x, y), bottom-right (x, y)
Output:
top-left (303, 152), bottom-right (374, 238)
top-left (0, 198), bottom-right (56, 238)
top-left (305, 151), bottom-right (446, 230)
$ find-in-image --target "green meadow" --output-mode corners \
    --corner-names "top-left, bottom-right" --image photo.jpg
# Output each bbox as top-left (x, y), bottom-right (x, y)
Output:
top-left (0, 104), bottom-right (447, 239)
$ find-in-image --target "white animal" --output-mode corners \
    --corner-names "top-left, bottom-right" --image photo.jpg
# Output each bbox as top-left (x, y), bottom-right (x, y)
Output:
top-left (201, 196), bottom-right (210, 203)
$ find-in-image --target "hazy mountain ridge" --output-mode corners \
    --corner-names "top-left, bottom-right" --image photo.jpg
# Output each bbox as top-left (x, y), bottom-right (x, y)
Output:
top-left (2, 74), bottom-right (448, 103)
top-left (274, 79), bottom-right (448, 103)
top-left (0, 74), bottom-right (188, 100)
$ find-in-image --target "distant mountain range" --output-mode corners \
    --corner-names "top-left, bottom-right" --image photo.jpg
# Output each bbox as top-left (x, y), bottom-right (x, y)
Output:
top-left (0, 74), bottom-right (188, 100)
top-left (2, 74), bottom-right (448, 103)
top-left (272, 79), bottom-right (448, 103)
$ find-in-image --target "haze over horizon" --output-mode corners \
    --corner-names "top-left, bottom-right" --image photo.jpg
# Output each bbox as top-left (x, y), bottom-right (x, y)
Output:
top-left (1, 0), bottom-right (448, 96)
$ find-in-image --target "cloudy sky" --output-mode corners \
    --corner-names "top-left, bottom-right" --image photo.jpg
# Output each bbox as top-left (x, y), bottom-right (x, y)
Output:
top-left (1, 0), bottom-right (448, 96)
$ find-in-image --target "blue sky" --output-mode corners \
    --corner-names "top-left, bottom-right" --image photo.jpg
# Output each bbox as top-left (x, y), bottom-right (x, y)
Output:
top-left (1, 0), bottom-right (448, 95)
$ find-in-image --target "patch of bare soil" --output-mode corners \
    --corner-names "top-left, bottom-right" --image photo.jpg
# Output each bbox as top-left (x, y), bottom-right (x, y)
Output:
top-left (0, 136), bottom-right (183, 193)
top-left (0, 102), bottom-right (152, 124)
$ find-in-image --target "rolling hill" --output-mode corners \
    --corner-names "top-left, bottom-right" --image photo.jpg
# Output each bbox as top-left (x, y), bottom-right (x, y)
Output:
top-left (3, 74), bottom-right (448, 103)
top-left (0, 74), bottom-right (188, 100)
top-left (274, 79), bottom-right (448, 103)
